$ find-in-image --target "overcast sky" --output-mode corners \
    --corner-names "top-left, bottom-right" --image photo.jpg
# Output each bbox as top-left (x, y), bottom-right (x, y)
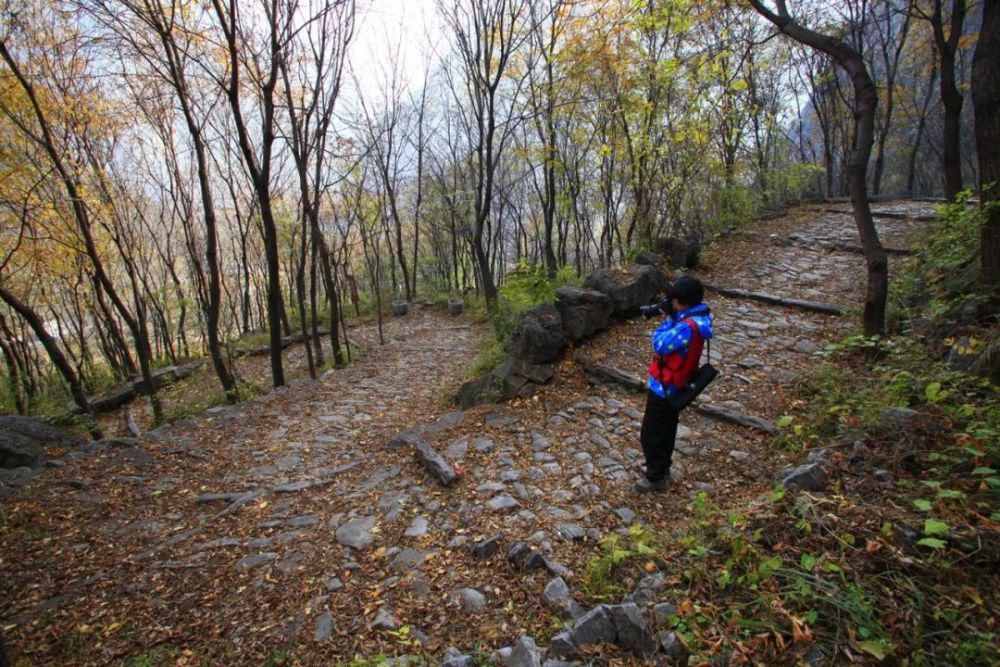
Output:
top-left (347, 0), bottom-right (444, 101)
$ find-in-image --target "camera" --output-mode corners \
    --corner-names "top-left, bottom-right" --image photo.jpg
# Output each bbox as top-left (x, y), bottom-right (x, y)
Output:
top-left (640, 297), bottom-right (674, 319)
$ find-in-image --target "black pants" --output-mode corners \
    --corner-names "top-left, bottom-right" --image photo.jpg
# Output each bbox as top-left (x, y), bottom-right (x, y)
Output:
top-left (640, 390), bottom-right (680, 482)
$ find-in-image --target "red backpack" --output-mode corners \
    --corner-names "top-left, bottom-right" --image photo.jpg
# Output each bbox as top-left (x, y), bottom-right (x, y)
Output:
top-left (648, 318), bottom-right (704, 391)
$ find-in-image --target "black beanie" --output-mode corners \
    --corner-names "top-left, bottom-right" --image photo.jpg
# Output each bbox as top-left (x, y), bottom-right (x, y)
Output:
top-left (669, 275), bottom-right (704, 306)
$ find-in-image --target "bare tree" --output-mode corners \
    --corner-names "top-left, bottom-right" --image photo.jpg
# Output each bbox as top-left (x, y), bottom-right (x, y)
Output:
top-left (208, 0), bottom-right (290, 387)
top-left (750, 0), bottom-right (889, 335)
top-left (439, 0), bottom-right (530, 307)
top-left (972, 0), bottom-right (999, 298)
top-left (912, 0), bottom-right (967, 200)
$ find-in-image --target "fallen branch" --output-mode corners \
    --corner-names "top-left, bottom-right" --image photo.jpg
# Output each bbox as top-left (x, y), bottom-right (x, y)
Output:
top-left (88, 359), bottom-right (206, 413)
top-left (702, 283), bottom-right (845, 316)
top-left (694, 403), bottom-right (778, 435)
top-left (576, 355), bottom-right (646, 393)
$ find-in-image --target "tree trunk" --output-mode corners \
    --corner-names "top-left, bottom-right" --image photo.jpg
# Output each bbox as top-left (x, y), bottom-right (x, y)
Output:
top-left (750, 0), bottom-right (888, 334)
top-left (932, 0), bottom-right (967, 200)
top-left (0, 286), bottom-right (98, 434)
top-left (973, 0), bottom-right (1000, 297)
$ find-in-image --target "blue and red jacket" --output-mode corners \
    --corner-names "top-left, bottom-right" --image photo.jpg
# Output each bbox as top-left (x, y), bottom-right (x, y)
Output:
top-left (647, 303), bottom-right (714, 398)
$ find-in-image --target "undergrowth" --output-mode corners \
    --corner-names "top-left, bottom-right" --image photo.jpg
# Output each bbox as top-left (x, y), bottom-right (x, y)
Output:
top-left (468, 261), bottom-right (578, 378)
top-left (578, 202), bottom-right (999, 664)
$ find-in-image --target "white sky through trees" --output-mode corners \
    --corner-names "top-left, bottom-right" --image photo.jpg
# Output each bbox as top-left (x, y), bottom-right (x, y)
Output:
top-left (348, 0), bottom-right (442, 101)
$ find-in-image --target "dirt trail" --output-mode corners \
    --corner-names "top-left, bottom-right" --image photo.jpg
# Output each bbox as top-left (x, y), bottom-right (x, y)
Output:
top-left (0, 202), bottom-right (930, 665)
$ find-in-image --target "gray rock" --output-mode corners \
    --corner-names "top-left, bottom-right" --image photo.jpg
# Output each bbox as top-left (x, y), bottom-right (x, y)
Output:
top-left (542, 557), bottom-right (572, 578)
top-left (472, 438), bottom-right (495, 453)
top-left (507, 635), bottom-right (543, 667)
top-left (507, 303), bottom-right (567, 365)
top-left (404, 516), bottom-right (429, 537)
top-left (111, 447), bottom-right (154, 467)
top-left (454, 587), bottom-right (486, 613)
top-left (488, 494), bottom-right (520, 512)
top-left (659, 631), bottom-right (688, 661)
top-left (388, 548), bottom-right (433, 573)
top-left (0, 466), bottom-right (36, 487)
top-left (543, 577), bottom-right (584, 618)
top-left (235, 552), bottom-right (277, 570)
top-left (806, 448), bottom-right (829, 464)
top-left (325, 576), bottom-right (343, 591)
top-left (874, 468), bottom-right (893, 483)
top-left (571, 605), bottom-right (616, 647)
top-left (0, 415), bottom-right (80, 447)
top-left (0, 431), bottom-right (46, 469)
top-left (630, 573), bottom-right (666, 606)
top-left (335, 516), bottom-right (377, 549)
top-left (780, 463), bottom-right (828, 492)
top-left (609, 602), bottom-right (655, 657)
top-left (555, 523), bottom-right (585, 541)
top-left (388, 426), bottom-right (426, 449)
top-left (531, 432), bottom-right (552, 451)
top-left (313, 612), bottom-right (333, 641)
top-left (287, 514), bottom-right (320, 528)
top-left (442, 656), bottom-right (474, 667)
top-left (415, 442), bottom-right (457, 487)
top-left (371, 607), bottom-right (400, 630)
top-left (277, 548), bottom-right (309, 574)
top-left (447, 439), bottom-right (469, 459)
top-left (198, 537), bottom-right (242, 551)
top-left (582, 265), bottom-right (669, 317)
top-left (653, 602), bottom-right (677, 626)
top-left (486, 414), bottom-right (520, 428)
top-left (507, 541), bottom-right (547, 572)
top-left (614, 507), bottom-right (636, 524)
top-left (555, 287), bottom-right (613, 343)
top-left (794, 339), bottom-right (819, 354)
top-left (548, 631), bottom-right (576, 657)
top-left (633, 250), bottom-right (662, 266)
top-left (273, 480), bottom-right (314, 493)
top-left (471, 535), bottom-right (502, 558)
top-left (729, 450), bottom-right (751, 463)
top-left (879, 407), bottom-right (920, 431)
top-left (656, 234), bottom-right (701, 269)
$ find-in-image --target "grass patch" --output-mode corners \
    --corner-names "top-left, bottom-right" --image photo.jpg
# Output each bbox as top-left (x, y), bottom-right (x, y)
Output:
top-left (466, 262), bottom-right (578, 379)
top-left (596, 205), bottom-right (999, 663)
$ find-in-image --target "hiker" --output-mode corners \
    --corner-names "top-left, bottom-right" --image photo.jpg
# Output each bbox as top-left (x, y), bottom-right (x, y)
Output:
top-left (635, 275), bottom-right (714, 493)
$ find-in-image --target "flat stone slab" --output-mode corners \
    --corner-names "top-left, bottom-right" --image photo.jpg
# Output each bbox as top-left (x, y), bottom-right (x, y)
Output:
top-left (314, 612), bottom-right (333, 641)
top-left (487, 494), bottom-right (520, 512)
top-left (235, 552), bottom-right (277, 571)
top-left (335, 516), bottom-right (377, 549)
top-left (404, 516), bottom-right (429, 537)
top-left (388, 548), bottom-right (434, 573)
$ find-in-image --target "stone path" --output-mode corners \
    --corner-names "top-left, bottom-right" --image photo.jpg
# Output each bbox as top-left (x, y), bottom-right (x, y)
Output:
top-left (1, 202), bottom-right (930, 664)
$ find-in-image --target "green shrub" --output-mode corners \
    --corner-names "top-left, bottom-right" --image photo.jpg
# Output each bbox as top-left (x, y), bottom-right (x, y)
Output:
top-left (761, 163), bottom-right (825, 208)
top-left (706, 183), bottom-right (761, 235)
top-left (466, 261), bottom-right (578, 378)
top-left (895, 191), bottom-right (993, 323)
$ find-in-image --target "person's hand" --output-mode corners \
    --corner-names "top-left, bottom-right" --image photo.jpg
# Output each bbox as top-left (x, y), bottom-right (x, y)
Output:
top-left (640, 303), bottom-right (663, 319)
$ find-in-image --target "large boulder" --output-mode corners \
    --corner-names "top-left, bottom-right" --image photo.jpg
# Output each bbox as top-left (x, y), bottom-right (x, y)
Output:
top-left (656, 234), bottom-right (701, 269)
top-left (0, 416), bottom-right (80, 469)
top-left (507, 303), bottom-right (566, 365)
top-left (555, 287), bottom-right (613, 343)
top-left (457, 359), bottom-right (554, 409)
top-left (582, 266), bottom-right (669, 318)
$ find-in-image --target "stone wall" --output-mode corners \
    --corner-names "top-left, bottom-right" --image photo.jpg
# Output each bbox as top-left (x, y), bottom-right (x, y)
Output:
top-left (458, 262), bottom-right (669, 408)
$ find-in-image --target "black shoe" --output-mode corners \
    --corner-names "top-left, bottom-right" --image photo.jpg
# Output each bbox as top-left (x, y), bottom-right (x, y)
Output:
top-left (633, 477), bottom-right (668, 493)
